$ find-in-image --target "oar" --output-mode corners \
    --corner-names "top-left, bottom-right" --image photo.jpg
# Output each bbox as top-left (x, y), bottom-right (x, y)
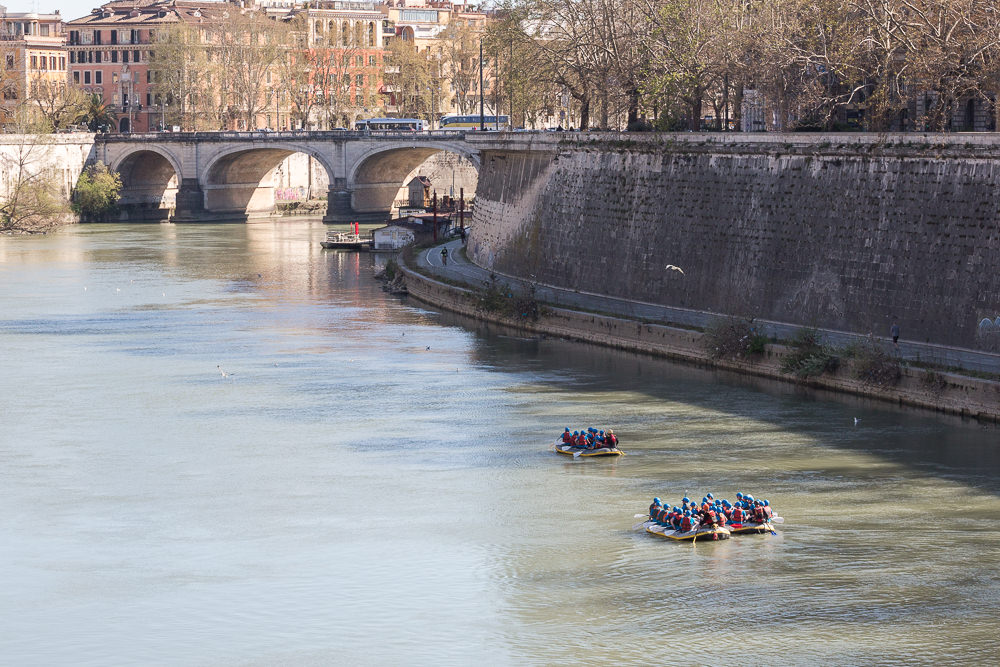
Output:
top-left (634, 513), bottom-right (650, 518)
top-left (632, 519), bottom-right (649, 530)
top-left (765, 522), bottom-right (777, 536)
top-left (771, 515), bottom-right (785, 524)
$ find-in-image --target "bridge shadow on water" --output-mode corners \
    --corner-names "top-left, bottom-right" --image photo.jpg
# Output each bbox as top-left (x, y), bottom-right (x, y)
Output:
top-left (429, 309), bottom-right (1000, 497)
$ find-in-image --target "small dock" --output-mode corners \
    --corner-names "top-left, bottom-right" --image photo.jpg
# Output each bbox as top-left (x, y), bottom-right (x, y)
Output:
top-left (320, 231), bottom-right (372, 251)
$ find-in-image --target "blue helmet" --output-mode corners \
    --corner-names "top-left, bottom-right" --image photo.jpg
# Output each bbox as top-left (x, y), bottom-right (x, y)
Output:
top-left (573, 431), bottom-right (579, 435)
top-left (682, 497), bottom-right (690, 503)
top-left (707, 493), bottom-right (714, 499)
top-left (736, 492), bottom-right (743, 499)
top-left (763, 500), bottom-right (769, 506)
top-left (745, 495), bottom-right (754, 502)
top-left (599, 430), bottom-right (605, 435)
top-left (565, 428), bottom-right (570, 432)
top-left (653, 497), bottom-right (661, 505)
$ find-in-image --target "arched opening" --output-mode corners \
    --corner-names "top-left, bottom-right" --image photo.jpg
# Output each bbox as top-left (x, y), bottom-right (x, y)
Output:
top-left (965, 99), bottom-right (976, 131)
top-left (347, 146), bottom-right (479, 222)
top-left (118, 117), bottom-right (130, 133)
top-left (367, 22), bottom-right (375, 47)
top-left (115, 149), bottom-right (179, 221)
top-left (203, 148), bottom-right (333, 221)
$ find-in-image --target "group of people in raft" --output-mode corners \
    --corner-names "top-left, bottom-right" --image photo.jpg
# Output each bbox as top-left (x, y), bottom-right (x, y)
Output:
top-left (648, 493), bottom-right (775, 533)
top-left (560, 427), bottom-right (619, 450)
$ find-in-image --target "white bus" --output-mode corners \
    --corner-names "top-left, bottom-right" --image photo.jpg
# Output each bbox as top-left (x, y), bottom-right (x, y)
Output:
top-left (354, 118), bottom-right (426, 131)
top-left (439, 114), bottom-right (510, 130)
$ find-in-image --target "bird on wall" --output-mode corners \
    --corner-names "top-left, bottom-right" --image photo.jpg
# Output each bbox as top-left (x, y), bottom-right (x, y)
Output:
top-left (665, 265), bottom-right (685, 274)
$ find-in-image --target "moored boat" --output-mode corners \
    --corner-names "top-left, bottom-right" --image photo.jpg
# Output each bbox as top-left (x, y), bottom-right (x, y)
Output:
top-left (554, 439), bottom-right (624, 457)
top-left (642, 520), bottom-right (730, 541)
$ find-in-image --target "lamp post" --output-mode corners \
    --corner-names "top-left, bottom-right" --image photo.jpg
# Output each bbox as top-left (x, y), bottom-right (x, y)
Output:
top-left (479, 41), bottom-right (485, 131)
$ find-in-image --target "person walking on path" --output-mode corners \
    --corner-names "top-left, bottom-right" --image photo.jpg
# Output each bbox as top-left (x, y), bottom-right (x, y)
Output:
top-left (891, 321), bottom-right (900, 349)
top-left (441, 246), bottom-right (449, 265)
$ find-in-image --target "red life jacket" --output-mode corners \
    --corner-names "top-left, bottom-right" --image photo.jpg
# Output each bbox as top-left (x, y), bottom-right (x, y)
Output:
top-left (753, 506), bottom-right (766, 523)
top-left (681, 516), bottom-right (693, 532)
top-left (562, 432), bottom-right (572, 443)
top-left (732, 508), bottom-right (744, 523)
top-left (607, 434), bottom-right (618, 447)
top-left (574, 434), bottom-right (586, 447)
top-left (762, 506), bottom-right (773, 519)
top-left (716, 512), bottom-right (727, 526)
top-left (704, 509), bottom-right (717, 525)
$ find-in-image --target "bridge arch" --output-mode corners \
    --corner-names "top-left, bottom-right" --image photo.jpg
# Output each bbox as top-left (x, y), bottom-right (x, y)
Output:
top-left (343, 142), bottom-right (480, 222)
top-left (199, 143), bottom-right (337, 221)
top-left (110, 146), bottom-right (184, 221)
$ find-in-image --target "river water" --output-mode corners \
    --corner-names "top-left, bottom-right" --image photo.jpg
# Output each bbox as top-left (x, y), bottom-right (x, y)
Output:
top-left (2, 222), bottom-right (999, 666)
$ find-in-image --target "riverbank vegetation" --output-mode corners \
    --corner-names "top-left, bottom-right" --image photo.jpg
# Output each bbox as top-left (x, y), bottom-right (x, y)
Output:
top-left (703, 317), bottom-right (767, 360)
top-left (0, 115), bottom-right (70, 234)
top-left (71, 163), bottom-right (122, 221)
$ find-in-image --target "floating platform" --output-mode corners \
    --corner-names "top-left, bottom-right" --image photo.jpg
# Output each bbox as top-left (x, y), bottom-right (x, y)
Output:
top-left (321, 232), bottom-right (372, 251)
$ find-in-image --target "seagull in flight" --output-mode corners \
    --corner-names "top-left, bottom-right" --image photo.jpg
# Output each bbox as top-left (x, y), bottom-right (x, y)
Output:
top-left (665, 265), bottom-right (685, 274)
top-left (218, 365), bottom-right (236, 379)
top-left (853, 417), bottom-right (860, 426)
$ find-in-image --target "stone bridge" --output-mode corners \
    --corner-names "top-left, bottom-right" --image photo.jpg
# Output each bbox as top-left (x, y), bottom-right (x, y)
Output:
top-left (95, 130), bottom-right (491, 222)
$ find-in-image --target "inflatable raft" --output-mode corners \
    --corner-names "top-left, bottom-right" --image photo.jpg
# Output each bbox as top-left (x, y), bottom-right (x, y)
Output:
top-left (554, 440), bottom-right (624, 457)
top-left (642, 521), bottom-right (731, 541)
top-left (727, 520), bottom-right (778, 535)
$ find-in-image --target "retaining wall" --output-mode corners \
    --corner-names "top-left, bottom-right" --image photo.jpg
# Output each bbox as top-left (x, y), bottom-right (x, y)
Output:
top-left (467, 133), bottom-right (1000, 355)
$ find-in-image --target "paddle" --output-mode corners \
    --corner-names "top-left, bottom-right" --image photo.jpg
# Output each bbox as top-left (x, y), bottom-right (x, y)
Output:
top-left (771, 515), bottom-right (785, 524)
top-left (632, 519), bottom-right (650, 530)
top-left (765, 522), bottom-right (777, 536)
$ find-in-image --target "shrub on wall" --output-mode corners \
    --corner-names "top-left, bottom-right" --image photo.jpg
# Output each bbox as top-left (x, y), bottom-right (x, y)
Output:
top-left (780, 328), bottom-right (841, 378)
top-left (703, 316), bottom-right (767, 360)
top-left (71, 162), bottom-right (122, 221)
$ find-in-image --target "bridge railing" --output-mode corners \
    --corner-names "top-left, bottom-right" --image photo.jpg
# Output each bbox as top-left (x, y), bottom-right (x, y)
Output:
top-left (96, 129), bottom-right (475, 142)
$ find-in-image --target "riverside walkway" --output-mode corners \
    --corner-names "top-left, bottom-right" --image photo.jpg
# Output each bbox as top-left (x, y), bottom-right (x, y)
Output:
top-left (413, 238), bottom-right (1000, 375)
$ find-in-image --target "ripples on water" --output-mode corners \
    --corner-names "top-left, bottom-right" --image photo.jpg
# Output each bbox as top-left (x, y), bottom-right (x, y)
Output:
top-left (1, 222), bottom-right (999, 665)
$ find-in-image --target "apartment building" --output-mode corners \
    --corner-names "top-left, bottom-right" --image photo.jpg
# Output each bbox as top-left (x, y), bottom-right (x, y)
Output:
top-left (0, 7), bottom-right (68, 125)
top-left (66, 1), bottom-right (230, 132)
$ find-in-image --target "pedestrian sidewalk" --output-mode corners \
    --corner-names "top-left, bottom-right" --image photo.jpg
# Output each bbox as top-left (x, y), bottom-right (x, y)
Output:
top-left (412, 238), bottom-right (1000, 375)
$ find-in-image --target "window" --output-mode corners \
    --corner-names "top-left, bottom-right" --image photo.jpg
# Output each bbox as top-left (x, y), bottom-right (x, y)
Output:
top-left (5, 55), bottom-right (13, 69)
top-left (73, 71), bottom-right (80, 84)
top-left (95, 51), bottom-right (102, 63)
top-left (30, 56), bottom-right (37, 69)
top-left (146, 93), bottom-right (151, 106)
top-left (122, 51), bottom-right (129, 63)
top-left (81, 31), bottom-right (93, 45)
top-left (59, 57), bottom-right (65, 70)
top-left (84, 71), bottom-right (91, 84)
top-left (111, 51), bottom-right (117, 63)
top-left (356, 56), bottom-right (363, 67)
top-left (95, 71), bottom-right (102, 84)
top-left (369, 55), bottom-right (376, 66)
top-left (146, 71), bottom-right (151, 84)
top-left (356, 74), bottom-right (364, 87)
top-left (70, 51), bottom-right (75, 64)
top-left (40, 24), bottom-right (49, 37)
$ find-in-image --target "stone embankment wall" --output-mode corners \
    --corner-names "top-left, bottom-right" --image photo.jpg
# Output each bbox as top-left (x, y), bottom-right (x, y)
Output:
top-left (0, 134), bottom-right (96, 205)
top-left (400, 262), bottom-right (1000, 422)
top-left (467, 133), bottom-right (1000, 354)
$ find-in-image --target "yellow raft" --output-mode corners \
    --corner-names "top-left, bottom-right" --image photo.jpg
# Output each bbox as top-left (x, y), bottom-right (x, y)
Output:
top-left (554, 441), bottom-right (624, 457)
top-left (642, 521), bottom-right (731, 541)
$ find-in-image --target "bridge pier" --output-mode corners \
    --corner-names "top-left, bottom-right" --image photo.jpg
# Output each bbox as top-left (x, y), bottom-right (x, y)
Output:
top-left (322, 186), bottom-right (391, 224)
top-left (172, 178), bottom-right (207, 222)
